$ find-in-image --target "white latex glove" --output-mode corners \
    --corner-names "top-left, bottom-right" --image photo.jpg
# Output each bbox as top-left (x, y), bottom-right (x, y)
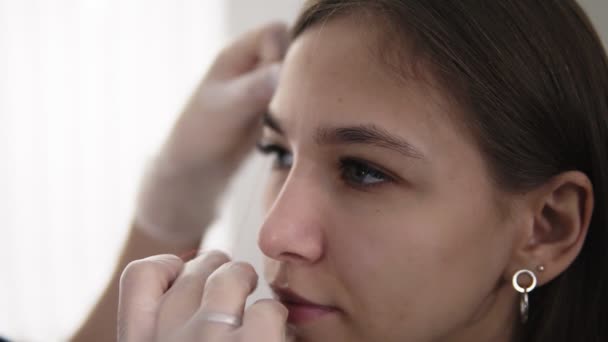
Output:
top-left (135, 22), bottom-right (288, 244)
top-left (118, 252), bottom-right (289, 342)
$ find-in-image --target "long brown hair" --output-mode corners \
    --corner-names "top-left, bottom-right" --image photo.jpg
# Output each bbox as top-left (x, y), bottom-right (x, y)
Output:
top-left (292, 1), bottom-right (608, 341)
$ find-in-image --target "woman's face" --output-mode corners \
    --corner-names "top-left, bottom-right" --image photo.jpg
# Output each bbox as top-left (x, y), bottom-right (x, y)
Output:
top-left (257, 15), bottom-right (521, 342)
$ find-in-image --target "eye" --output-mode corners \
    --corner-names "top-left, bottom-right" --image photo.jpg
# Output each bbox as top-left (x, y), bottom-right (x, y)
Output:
top-left (256, 142), bottom-right (293, 170)
top-left (340, 158), bottom-right (392, 188)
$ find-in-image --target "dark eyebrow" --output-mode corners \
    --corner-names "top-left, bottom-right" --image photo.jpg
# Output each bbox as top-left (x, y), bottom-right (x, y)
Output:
top-left (316, 124), bottom-right (426, 160)
top-left (263, 111), bottom-right (425, 160)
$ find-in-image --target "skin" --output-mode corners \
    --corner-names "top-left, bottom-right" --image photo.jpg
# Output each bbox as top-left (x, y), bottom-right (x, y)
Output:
top-left (116, 15), bottom-right (593, 342)
top-left (258, 15), bottom-right (527, 342)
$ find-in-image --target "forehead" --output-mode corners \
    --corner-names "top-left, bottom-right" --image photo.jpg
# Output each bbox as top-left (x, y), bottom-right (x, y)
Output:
top-left (270, 15), bottom-right (465, 157)
top-left (268, 13), bottom-right (503, 216)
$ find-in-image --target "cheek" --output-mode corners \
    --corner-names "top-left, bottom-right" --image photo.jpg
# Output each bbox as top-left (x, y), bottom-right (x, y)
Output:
top-left (327, 190), bottom-right (514, 340)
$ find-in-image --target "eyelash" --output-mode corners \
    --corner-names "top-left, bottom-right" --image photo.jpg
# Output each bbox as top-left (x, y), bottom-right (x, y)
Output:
top-left (255, 142), bottom-right (394, 189)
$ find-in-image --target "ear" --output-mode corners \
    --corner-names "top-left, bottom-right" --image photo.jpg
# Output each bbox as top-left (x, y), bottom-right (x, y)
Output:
top-left (509, 171), bottom-right (594, 286)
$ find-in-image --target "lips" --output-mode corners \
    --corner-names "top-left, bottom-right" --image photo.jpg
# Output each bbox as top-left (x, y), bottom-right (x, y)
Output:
top-left (271, 287), bottom-right (340, 325)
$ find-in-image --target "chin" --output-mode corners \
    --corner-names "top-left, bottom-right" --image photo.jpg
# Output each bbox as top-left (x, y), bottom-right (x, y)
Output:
top-left (287, 325), bottom-right (353, 342)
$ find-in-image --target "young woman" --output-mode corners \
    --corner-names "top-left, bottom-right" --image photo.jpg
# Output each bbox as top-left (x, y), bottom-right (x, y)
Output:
top-left (116, 1), bottom-right (608, 341)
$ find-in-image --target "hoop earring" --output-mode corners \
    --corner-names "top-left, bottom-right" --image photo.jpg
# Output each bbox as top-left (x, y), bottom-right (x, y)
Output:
top-left (512, 269), bottom-right (537, 323)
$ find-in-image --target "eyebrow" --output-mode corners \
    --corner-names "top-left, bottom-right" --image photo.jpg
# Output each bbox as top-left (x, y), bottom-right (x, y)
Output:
top-left (262, 111), bottom-right (425, 160)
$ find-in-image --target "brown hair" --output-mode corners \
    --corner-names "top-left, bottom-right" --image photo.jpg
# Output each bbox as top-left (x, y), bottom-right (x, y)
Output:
top-left (292, 1), bottom-right (608, 341)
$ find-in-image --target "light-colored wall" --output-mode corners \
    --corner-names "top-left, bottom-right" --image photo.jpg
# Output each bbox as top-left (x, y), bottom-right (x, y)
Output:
top-left (579, 0), bottom-right (608, 47)
top-left (223, 0), bottom-right (608, 47)
top-left (225, 0), bottom-right (305, 37)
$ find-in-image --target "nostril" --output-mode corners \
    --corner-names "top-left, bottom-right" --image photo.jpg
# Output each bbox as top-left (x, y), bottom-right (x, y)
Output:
top-left (280, 251), bottom-right (310, 263)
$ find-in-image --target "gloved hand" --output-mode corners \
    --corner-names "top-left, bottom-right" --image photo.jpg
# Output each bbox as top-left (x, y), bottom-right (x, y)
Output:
top-left (135, 22), bottom-right (289, 244)
top-left (118, 252), bottom-right (289, 341)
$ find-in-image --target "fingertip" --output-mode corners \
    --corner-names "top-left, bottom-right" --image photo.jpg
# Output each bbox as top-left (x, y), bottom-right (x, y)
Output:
top-left (268, 62), bottom-right (282, 91)
top-left (240, 299), bottom-right (289, 339)
top-left (209, 21), bottom-right (289, 80)
top-left (206, 261), bottom-right (259, 294)
top-left (261, 22), bottom-right (290, 62)
top-left (233, 62), bottom-right (283, 108)
top-left (118, 254), bottom-right (183, 342)
top-left (253, 298), bottom-right (289, 320)
top-left (196, 249), bottom-right (232, 263)
top-left (258, 62), bottom-right (283, 100)
top-left (120, 254), bottom-right (184, 294)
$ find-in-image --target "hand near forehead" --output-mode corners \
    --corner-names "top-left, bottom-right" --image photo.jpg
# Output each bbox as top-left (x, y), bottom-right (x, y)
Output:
top-left (118, 251), bottom-right (289, 342)
top-left (163, 21), bottom-right (287, 171)
top-left (136, 22), bottom-right (288, 244)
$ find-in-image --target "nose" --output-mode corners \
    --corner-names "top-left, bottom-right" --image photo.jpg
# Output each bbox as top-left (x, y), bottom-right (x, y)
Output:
top-left (258, 174), bottom-right (326, 265)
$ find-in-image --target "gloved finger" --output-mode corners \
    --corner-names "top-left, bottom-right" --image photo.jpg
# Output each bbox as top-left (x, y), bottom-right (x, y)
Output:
top-left (117, 254), bottom-right (184, 342)
top-left (190, 261), bottom-right (258, 337)
top-left (237, 299), bottom-right (289, 342)
top-left (209, 22), bottom-right (289, 80)
top-left (225, 62), bottom-right (282, 116)
top-left (156, 250), bottom-right (231, 334)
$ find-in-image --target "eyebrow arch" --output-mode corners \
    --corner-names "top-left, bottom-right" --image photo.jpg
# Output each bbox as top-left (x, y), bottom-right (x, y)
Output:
top-left (316, 124), bottom-right (426, 160)
top-left (262, 111), bottom-right (425, 160)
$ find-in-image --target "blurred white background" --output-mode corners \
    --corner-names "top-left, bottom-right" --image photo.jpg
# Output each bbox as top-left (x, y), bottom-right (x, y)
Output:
top-left (0, 0), bottom-right (303, 340)
top-left (0, 0), bottom-right (603, 341)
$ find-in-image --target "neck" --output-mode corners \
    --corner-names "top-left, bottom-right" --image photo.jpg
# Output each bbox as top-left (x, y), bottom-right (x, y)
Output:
top-left (442, 281), bottom-right (519, 342)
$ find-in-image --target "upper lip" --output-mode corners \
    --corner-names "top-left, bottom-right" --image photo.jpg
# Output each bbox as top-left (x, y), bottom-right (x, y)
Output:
top-left (271, 286), bottom-right (339, 310)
